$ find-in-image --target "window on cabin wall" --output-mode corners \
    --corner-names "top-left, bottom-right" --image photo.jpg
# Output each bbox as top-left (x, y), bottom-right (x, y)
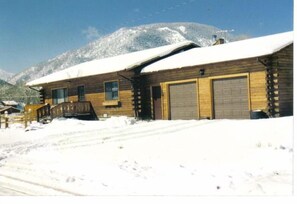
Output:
top-left (77, 85), bottom-right (85, 101)
top-left (52, 88), bottom-right (68, 104)
top-left (104, 81), bottom-right (119, 100)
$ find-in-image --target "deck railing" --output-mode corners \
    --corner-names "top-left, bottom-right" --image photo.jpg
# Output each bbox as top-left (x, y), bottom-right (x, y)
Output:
top-left (36, 103), bottom-right (51, 122)
top-left (36, 101), bottom-right (97, 122)
top-left (51, 101), bottom-right (95, 119)
top-left (25, 104), bottom-right (47, 121)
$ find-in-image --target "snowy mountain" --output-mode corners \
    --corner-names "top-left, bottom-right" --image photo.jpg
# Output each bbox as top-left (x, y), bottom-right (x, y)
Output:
top-left (0, 79), bottom-right (14, 101)
top-left (0, 79), bottom-right (13, 87)
top-left (0, 69), bottom-right (14, 82)
top-left (9, 22), bottom-right (240, 85)
top-left (0, 70), bottom-right (37, 103)
top-left (0, 70), bottom-right (14, 95)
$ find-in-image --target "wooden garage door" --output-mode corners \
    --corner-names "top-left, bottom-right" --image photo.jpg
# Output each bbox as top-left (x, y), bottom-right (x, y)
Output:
top-left (169, 82), bottom-right (198, 120)
top-left (213, 77), bottom-right (249, 119)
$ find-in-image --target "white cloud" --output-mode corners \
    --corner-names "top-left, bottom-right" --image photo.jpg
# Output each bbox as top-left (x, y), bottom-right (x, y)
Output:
top-left (133, 8), bottom-right (140, 13)
top-left (82, 26), bottom-right (102, 40)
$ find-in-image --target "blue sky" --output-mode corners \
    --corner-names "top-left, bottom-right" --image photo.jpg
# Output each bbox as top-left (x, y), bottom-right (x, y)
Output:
top-left (0, 0), bottom-right (293, 73)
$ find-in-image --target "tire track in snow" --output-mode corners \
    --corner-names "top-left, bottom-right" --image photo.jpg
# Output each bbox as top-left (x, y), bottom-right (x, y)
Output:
top-left (0, 120), bottom-right (216, 195)
top-left (7, 120), bottom-right (192, 152)
top-left (2, 121), bottom-right (212, 182)
top-left (0, 174), bottom-right (82, 195)
top-left (0, 185), bottom-right (30, 195)
top-left (0, 120), bottom-right (215, 159)
top-left (48, 120), bottom-right (215, 151)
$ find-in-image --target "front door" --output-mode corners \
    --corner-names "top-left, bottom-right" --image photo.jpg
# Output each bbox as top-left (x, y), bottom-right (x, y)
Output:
top-left (152, 86), bottom-right (162, 120)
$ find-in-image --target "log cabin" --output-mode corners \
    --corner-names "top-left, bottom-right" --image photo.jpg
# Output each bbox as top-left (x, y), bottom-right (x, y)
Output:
top-left (26, 41), bottom-right (198, 121)
top-left (139, 31), bottom-right (293, 120)
top-left (26, 31), bottom-right (293, 121)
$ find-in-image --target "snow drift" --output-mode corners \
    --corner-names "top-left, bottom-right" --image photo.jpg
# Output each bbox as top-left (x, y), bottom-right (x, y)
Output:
top-left (0, 116), bottom-right (293, 195)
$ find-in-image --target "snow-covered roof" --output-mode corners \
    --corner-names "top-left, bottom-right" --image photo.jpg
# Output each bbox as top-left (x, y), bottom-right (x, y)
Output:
top-left (1, 100), bottom-right (19, 106)
top-left (141, 31), bottom-right (293, 73)
top-left (26, 41), bottom-right (196, 86)
top-left (0, 106), bottom-right (21, 113)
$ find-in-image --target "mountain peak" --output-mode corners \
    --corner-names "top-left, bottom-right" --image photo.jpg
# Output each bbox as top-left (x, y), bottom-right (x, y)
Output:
top-left (9, 22), bottom-right (238, 85)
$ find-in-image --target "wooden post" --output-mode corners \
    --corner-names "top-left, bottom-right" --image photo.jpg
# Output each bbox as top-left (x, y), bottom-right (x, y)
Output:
top-left (28, 109), bottom-right (32, 124)
top-left (4, 111), bottom-right (8, 129)
top-left (24, 111), bottom-right (28, 129)
top-left (37, 109), bottom-right (40, 122)
top-left (5, 117), bottom-right (8, 128)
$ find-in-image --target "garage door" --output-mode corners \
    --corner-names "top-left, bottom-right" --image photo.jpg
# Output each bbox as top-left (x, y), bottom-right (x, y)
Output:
top-left (213, 77), bottom-right (249, 119)
top-left (169, 82), bottom-right (198, 120)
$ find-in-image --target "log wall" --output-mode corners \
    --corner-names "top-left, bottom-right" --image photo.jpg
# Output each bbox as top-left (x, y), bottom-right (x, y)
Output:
top-left (39, 45), bottom-right (293, 120)
top-left (273, 44), bottom-right (293, 116)
top-left (43, 71), bottom-right (135, 117)
top-left (141, 45), bottom-right (293, 119)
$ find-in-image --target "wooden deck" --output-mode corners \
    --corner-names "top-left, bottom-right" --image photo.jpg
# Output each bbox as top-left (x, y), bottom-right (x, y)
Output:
top-left (36, 101), bottom-right (98, 122)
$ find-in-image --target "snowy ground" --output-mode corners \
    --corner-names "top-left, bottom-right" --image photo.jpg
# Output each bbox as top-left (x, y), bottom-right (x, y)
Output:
top-left (0, 116), bottom-right (293, 196)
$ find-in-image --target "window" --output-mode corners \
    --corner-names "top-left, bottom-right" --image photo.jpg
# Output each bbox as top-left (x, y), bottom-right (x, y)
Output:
top-left (52, 88), bottom-right (68, 104)
top-left (105, 81), bottom-right (119, 100)
top-left (77, 86), bottom-right (85, 101)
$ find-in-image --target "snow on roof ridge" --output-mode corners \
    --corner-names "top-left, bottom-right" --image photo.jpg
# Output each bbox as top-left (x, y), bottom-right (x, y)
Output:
top-left (26, 40), bottom-right (196, 86)
top-left (1, 100), bottom-right (19, 105)
top-left (141, 31), bottom-right (293, 73)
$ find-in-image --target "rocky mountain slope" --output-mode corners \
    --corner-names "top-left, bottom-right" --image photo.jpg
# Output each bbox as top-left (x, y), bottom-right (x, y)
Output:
top-left (0, 69), bottom-right (14, 82)
top-left (8, 22), bottom-right (239, 85)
